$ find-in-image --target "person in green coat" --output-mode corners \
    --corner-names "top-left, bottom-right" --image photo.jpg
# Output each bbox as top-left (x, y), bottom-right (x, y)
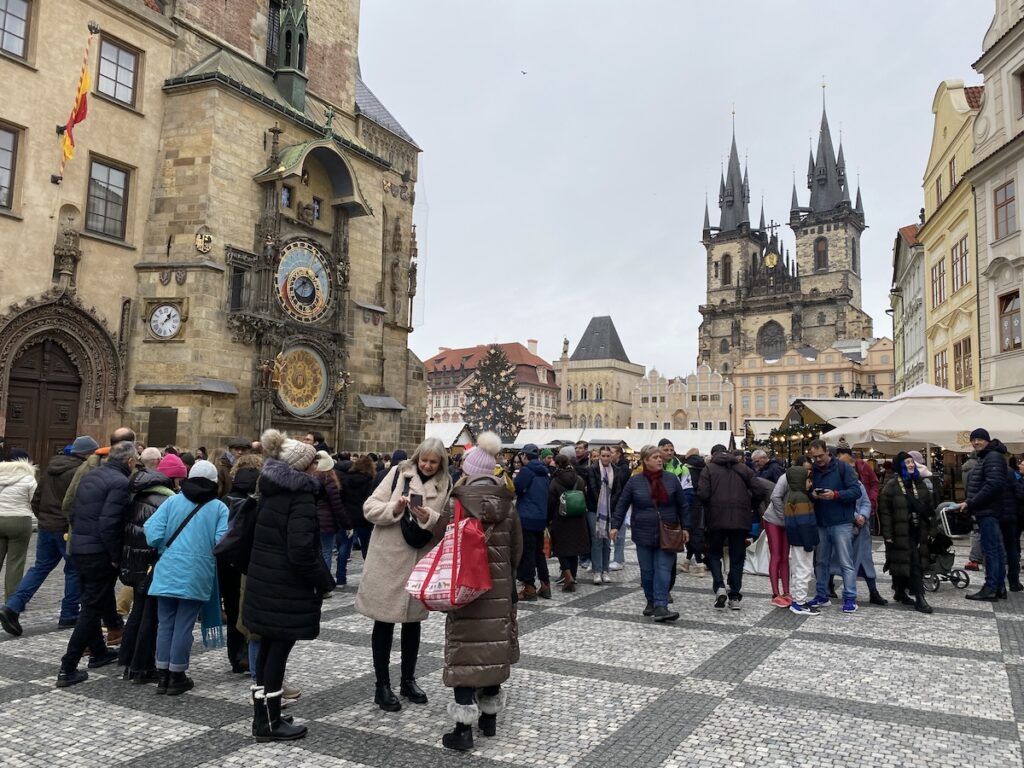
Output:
top-left (878, 452), bottom-right (934, 614)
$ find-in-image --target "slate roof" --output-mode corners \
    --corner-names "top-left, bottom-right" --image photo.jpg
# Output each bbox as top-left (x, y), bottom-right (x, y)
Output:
top-left (355, 75), bottom-right (419, 149)
top-left (571, 316), bottom-right (631, 364)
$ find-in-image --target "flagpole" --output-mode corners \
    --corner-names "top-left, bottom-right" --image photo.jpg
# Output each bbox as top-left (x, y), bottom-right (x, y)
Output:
top-left (51, 21), bottom-right (100, 186)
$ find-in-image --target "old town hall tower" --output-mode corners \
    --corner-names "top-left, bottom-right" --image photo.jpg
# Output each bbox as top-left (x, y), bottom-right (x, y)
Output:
top-left (698, 105), bottom-right (873, 374)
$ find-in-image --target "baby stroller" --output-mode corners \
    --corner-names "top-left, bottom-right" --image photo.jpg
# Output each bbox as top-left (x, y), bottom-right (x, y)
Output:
top-left (923, 502), bottom-right (971, 592)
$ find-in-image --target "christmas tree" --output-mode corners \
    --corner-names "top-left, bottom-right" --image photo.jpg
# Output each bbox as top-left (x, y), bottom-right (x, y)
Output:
top-left (463, 345), bottom-right (524, 441)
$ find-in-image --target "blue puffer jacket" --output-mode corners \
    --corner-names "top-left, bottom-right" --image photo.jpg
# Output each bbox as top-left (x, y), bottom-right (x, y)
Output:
top-left (810, 457), bottom-right (861, 528)
top-left (966, 440), bottom-right (1012, 520)
top-left (70, 460), bottom-right (132, 563)
top-left (611, 472), bottom-right (691, 548)
top-left (514, 460), bottom-right (550, 532)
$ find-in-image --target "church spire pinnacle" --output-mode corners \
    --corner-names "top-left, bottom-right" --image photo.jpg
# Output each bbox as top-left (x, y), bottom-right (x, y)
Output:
top-left (808, 98), bottom-right (846, 213)
top-left (718, 120), bottom-right (749, 232)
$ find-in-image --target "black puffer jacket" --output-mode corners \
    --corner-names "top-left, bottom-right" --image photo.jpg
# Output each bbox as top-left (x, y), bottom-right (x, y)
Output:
top-left (31, 454), bottom-right (85, 532)
top-left (340, 469), bottom-right (373, 528)
top-left (243, 459), bottom-right (335, 641)
top-left (120, 470), bottom-right (175, 587)
top-left (696, 452), bottom-right (757, 530)
top-left (966, 440), bottom-right (1011, 520)
top-left (70, 460), bottom-right (132, 563)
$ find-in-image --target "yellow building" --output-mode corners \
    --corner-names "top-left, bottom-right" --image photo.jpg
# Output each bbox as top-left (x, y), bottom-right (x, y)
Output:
top-left (919, 80), bottom-right (983, 395)
top-left (629, 365), bottom-right (733, 433)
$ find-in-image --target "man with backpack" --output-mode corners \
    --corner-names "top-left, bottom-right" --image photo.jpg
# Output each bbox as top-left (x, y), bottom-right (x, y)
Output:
top-left (514, 444), bottom-right (551, 600)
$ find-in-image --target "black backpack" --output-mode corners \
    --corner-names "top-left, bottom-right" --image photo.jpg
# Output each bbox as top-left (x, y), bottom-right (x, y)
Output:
top-left (212, 494), bottom-right (260, 574)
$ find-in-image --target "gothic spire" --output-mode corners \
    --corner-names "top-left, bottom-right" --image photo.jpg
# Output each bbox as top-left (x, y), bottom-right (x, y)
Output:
top-left (855, 185), bottom-right (864, 217)
top-left (791, 180), bottom-right (800, 213)
top-left (718, 126), bottom-right (749, 232)
top-left (703, 196), bottom-right (711, 235)
top-left (759, 201), bottom-right (766, 231)
top-left (809, 104), bottom-right (845, 213)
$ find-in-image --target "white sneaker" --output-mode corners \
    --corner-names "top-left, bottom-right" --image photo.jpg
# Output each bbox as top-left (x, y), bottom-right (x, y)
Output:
top-left (601, 572), bottom-right (612, 584)
top-left (678, 560), bottom-right (691, 574)
top-left (608, 562), bottom-right (624, 572)
top-left (593, 575), bottom-right (602, 586)
top-left (692, 563), bottom-right (707, 576)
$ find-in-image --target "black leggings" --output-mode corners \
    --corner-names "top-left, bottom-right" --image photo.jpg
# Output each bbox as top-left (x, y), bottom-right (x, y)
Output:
top-left (256, 638), bottom-right (296, 694)
top-left (454, 684), bottom-right (500, 705)
top-left (371, 620), bottom-right (421, 685)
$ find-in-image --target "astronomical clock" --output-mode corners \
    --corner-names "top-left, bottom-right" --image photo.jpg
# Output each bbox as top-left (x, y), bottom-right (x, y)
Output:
top-left (276, 241), bottom-right (333, 324)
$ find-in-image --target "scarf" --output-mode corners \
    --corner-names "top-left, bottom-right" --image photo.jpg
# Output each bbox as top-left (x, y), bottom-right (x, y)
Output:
top-left (596, 464), bottom-right (613, 540)
top-left (643, 468), bottom-right (669, 506)
top-left (201, 573), bottom-right (224, 649)
top-left (899, 476), bottom-right (925, 529)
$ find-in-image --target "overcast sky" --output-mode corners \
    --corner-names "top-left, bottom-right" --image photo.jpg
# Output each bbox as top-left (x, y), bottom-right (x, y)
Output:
top-left (359, 2), bottom-right (988, 376)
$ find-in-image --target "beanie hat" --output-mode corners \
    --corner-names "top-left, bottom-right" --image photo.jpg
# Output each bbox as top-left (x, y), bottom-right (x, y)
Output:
top-left (463, 431), bottom-right (501, 476)
top-left (156, 453), bottom-right (188, 479)
top-left (179, 452), bottom-right (195, 468)
top-left (315, 450), bottom-right (334, 472)
top-left (558, 446), bottom-right (576, 460)
top-left (70, 435), bottom-right (99, 455)
top-left (188, 459), bottom-right (219, 483)
top-left (391, 449), bottom-right (408, 465)
top-left (970, 428), bottom-right (991, 442)
top-left (539, 448), bottom-right (553, 459)
top-left (908, 450), bottom-right (925, 465)
top-left (261, 428), bottom-right (316, 470)
top-left (657, 438), bottom-right (674, 448)
top-left (140, 447), bottom-right (162, 464)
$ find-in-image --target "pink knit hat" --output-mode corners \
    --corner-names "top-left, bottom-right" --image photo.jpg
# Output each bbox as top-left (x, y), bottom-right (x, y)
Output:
top-left (156, 453), bottom-right (188, 479)
top-left (462, 432), bottom-right (501, 476)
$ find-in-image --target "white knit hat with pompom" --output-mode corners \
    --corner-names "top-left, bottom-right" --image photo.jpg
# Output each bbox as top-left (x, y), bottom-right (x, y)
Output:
top-left (462, 431), bottom-right (502, 476)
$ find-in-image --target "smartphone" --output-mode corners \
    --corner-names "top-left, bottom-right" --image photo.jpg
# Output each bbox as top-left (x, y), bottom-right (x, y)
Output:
top-left (813, 488), bottom-right (829, 495)
top-left (410, 493), bottom-right (424, 508)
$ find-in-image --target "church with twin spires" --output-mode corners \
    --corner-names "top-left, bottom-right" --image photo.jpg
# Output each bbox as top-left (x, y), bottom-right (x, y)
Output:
top-left (698, 105), bottom-right (874, 376)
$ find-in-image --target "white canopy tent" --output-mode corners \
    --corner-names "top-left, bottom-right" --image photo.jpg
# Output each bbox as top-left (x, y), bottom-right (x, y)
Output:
top-left (511, 428), bottom-right (734, 454)
top-left (425, 422), bottom-right (475, 451)
top-left (825, 383), bottom-right (1024, 453)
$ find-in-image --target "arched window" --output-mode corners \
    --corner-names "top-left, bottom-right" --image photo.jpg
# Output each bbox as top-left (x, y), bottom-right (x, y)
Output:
top-left (283, 30), bottom-right (293, 67)
top-left (814, 237), bottom-right (828, 271)
top-left (756, 321), bottom-right (786, 359)
top-left (297, 34), bottom-right (306, 71)
top-left (595, 385), bottom-right (604, 401)
top-left (594, 415), bottom-right (603, 428)
top-left (579, 415), bottom-right (588, 429)
top-left (722, 254), bottom-right (733, 285)
top-left (720, 338), bottom-right (730, 354)
top-left (580, 385), bottom-right (588, 401)
top-left (817, 311), bottom-right (826, 325)
top-left (567, 387), bottom-right (573, 402)
top-left (851, 238), bottom-right (859, 273)
top-left (722, 362), bottom-right (730, 373)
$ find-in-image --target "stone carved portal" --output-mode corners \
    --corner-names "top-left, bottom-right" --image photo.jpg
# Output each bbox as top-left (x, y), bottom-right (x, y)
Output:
top-left (0, 291), bottom-right (123, 441)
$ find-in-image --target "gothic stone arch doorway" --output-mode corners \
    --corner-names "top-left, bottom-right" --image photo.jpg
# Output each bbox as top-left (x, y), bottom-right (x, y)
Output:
top-left (6, 341), bottom-right (82, 467)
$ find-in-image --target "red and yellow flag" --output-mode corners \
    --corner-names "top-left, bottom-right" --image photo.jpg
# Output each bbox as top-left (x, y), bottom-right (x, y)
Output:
top-left (62, 68), bottom-right (90, 161)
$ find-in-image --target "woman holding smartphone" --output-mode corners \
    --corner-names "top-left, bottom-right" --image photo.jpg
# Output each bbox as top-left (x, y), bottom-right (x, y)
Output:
top-left (357, 438), bottom-right (450, 711)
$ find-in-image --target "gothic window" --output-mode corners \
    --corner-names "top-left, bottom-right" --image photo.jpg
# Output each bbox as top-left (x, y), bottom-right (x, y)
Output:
top-left (814, 237), bottom-right (828, 271)
top-left (714, 262), bottom-right (719, 278)
top-left (567, 386), bottom-right (573, 402)
top-left (722, 254), bottom-right (733, 285)
top-left (580, 385), bottom-right (588, 401)
top-left (595, 385), bottom-right (603, 401)
top-left (756, 321), bottom-right (786, 360)
top-left (266, 0), bottom-right (282, 66)
top-left (850, 238), bottom-right (859, 273)
top-left (720, 338), bottom-right (729, 354)
top-left (579, 415), bottom-right (588, 429)
top-left (594, 415), bottom-right (603, 428)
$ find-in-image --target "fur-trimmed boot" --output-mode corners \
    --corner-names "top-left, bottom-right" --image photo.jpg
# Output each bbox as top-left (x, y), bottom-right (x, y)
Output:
top-left (255, 689), bottom-right (307, 742)
top-left (442, 701), bottom-right (479, 751)
top-left (477, 689), bottom-right (507, 737)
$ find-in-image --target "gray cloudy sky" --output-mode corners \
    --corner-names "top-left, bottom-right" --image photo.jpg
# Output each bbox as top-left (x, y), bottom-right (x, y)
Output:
top-left (359, 1), bottom-right (987, 376)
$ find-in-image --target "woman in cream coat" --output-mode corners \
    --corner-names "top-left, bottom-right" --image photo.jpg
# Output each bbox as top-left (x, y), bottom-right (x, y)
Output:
top-left (356, 437), bottom-right (450, 712)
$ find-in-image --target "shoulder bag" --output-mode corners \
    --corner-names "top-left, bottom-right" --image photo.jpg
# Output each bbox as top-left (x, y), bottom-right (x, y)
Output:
top-left (140, 501), bottom-right (203, 594)
top-left (393, 471), bottom-right (436, 549)
top-left (655, 497), bottom-right (687, 553)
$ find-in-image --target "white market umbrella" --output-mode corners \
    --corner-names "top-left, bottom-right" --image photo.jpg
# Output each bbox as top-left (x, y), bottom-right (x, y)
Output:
top-left (825, 383), bottom-right (1024, 453)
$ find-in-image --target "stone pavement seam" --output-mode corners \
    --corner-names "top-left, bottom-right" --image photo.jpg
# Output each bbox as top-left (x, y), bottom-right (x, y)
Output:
top-left (792, 629), bottom-right (1005, 663)
top-left (515, 653), bottom-right (681, 689)
top-left (123, 729), bottom-right (252, 768)
top-left (689, 634), bottom-right (787, 683)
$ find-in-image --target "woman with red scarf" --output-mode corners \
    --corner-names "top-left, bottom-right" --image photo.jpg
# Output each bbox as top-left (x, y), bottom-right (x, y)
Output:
top-left (610, 445), bottom-right (691, 622)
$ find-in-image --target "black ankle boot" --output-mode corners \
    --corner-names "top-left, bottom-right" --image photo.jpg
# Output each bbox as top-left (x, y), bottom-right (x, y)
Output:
top-left (155, 669), bottom-right (170, 694)
top-left (374, 683), bottom-right (402, 712)
top-left (478, 713), bottom-right (497, 737)
top-left (400, 678), bottom-right (428, 704)
top-left (869, 591), bottom-right (888, 606)
top-left (442, 723), bottom-right (474, 751)
top-left (255, 690), bottom-right (307, 742)
top-left (914, 594), bottom-right (934, 614)
top-left (894, 589), bottom-right (915, 606)
top-left (165, 671), bottom-right (194, 696)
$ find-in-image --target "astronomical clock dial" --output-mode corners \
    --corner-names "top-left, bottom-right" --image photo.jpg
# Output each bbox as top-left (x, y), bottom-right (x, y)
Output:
top-left (764, 250), bottom-right (780, 269)
top-left (149, 304), bottom-right (182, 339)
top-left (276, 241), bottom-right (332, 323)
top-left (276, 345), bottom-right (329, 416)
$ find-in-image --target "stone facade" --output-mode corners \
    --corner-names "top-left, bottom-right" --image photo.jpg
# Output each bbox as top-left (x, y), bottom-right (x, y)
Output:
top-left (424, 341), bottom-right (559, 429)
top-left (890, 224), bottom-right (927, 394)
top-left (630, 365), bottom-right (733, 433)
top-left (732, 339), bottom-right (896, 426)
top-left (698, 113), bottom-right (872, 379)
top-left (919, 80), bottom-right (982, 396)
top-left (969, 1), bottom-right (1024, 402)
top-left (0, 1), bottom-right (425, 463)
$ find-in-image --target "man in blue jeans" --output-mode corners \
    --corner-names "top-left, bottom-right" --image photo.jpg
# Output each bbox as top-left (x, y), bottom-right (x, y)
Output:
top-left (0, 435), bottom-right (98, 637)
top-left (806, 439), bottom-right (862, 613)
top-left (961, 428), bottom-right (1009, 601)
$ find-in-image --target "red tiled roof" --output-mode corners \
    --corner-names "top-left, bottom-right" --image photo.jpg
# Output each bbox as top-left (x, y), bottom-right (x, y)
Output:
top-left (899, 224), bottom-right (921, 246)
top-left (425, 343), bottom-right (553, 373)
top-left (964, 85), bottom-right (985, 110)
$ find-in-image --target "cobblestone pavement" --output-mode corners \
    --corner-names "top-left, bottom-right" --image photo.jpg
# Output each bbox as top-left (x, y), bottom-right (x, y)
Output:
top-left (1, 536), bottom-right (1022, 767)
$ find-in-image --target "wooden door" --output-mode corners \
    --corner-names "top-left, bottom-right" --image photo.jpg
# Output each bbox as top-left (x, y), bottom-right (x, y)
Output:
top-left (5, 341), bottom-right (81, 468)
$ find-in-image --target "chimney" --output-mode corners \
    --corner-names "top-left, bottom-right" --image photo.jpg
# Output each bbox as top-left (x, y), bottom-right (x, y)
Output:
top-left (527, 339), bottom-right (538, 355)
top-left (438, 346), bottom-right (451, 352)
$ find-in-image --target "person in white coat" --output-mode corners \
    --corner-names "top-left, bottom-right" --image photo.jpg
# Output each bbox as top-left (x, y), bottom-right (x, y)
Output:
top-left (0, 455), bottom-right (37, 604)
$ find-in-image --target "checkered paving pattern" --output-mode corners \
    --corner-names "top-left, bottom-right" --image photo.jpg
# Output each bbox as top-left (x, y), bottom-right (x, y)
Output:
top-left (1, 536), bottom-right (1022, 767)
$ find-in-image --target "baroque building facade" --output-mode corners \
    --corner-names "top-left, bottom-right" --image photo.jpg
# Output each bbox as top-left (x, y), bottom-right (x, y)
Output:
top-left (890, 224), bottom-right (927, 394)
top-left (698, 108), bottom-right (872, 378)
top-left (629, 365), bottom-right (733, 433)
top-left (0, 0), bottom-right (425, 462)
top-left (969, 0), bottom-right (1024, 402)
top-left (919, 80), bottom-right (983, 396)
top-left (424, 341), bottom-right (559, 429)
top-left (557, 316), bottom-right (645, 430)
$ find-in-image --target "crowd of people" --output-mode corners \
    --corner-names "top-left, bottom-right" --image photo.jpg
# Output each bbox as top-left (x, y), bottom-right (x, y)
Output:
top-left (0, 425), bottom-right (1022, 750)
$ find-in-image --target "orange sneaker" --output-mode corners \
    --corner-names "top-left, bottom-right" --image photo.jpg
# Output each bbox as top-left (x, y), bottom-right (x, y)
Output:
top-left (770, 595), bottom-right (789, 608)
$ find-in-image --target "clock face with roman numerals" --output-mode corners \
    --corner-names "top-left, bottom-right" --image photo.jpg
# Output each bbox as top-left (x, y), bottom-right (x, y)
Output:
top-left (276, 241), bottom-right (332, 323)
